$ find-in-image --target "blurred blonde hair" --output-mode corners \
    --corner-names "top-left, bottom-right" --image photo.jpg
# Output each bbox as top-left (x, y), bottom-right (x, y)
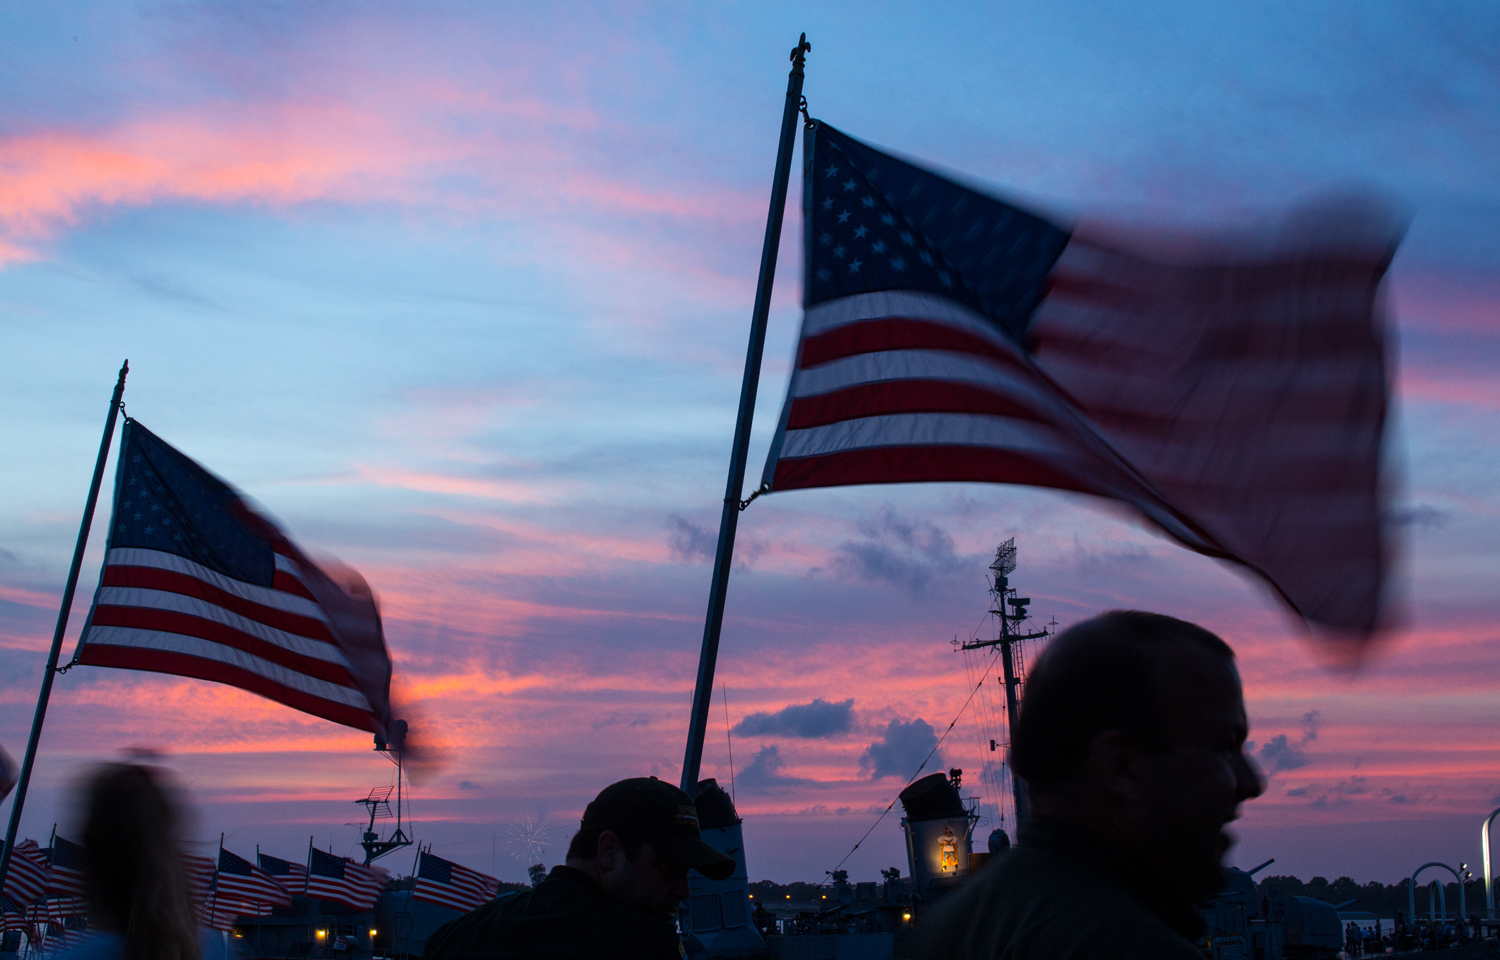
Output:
top-left (82, 763), bottom-right (200, 960)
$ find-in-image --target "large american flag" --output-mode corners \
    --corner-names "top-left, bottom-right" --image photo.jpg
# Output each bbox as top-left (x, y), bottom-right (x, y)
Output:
top-left (413, 851), bottom-right (500, 913)
top-left (1, 841), bottom-right (48, 906)
top-left (761, 122), bottom-right (1399, 636)
top-left (45, 836), bottom-right (85, 896)
top-left (305, 848), bottom-right (387, 911)
top-left (71, 420), bottom-right (396, 733)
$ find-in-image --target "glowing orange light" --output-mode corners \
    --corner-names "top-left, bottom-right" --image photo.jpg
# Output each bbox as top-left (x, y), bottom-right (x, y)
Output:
top-left (316, 930), bottom-right (326, 939)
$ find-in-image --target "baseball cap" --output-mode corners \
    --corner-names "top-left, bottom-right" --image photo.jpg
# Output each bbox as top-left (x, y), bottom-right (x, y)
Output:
top-left (580, 777), bottom-right (736, 881)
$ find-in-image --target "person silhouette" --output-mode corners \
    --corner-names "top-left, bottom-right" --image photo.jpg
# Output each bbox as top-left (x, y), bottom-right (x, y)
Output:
top-left (58, 762), bottom-right (212, 960)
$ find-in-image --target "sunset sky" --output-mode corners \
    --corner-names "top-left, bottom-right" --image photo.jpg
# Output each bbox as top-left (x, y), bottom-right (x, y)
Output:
top-left (2, 2), bottom-right (1498, 886)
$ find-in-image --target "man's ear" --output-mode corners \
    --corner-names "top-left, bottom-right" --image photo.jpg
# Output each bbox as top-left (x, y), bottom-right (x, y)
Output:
top-left (1085, 729), bottom-right (1142, 806)
top-left (596, 830), bottom-right (624, 872)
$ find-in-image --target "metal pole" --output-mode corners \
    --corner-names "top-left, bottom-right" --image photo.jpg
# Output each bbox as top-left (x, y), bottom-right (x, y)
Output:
top-left (679, 34), bottom-right (810, 794)
top-left (998, 637), bottom-right (1028, 829)
top-left (0, 361), bottom-right (127, 892)
top-left (1484, 808), bottom-right (1499, 919)
top-left (992, 571), bottom-right (1030, 831)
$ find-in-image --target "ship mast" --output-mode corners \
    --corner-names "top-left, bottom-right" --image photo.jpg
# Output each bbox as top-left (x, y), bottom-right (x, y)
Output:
top-left (958, 539), bottom-right (1051, 833)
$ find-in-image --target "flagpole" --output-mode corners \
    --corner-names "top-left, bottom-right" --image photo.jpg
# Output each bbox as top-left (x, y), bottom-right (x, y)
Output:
top-left (0, 361), bottom-right (128, 892)
top-left (679, 36), bottom-right (810, 794)
top-left (209, 833), bottom-right (224, 933)
top-left (256, 844), bottom-right (263, 959)
top-left (398, 844), bottom-right (421, 959)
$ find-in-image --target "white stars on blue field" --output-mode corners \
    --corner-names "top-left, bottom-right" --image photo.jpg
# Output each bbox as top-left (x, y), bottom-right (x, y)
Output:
top-left (107, 422), bottom-right (276, 586)
top-left (803, 123), bottom-right (1069, 341)
top-left (806, 131), bottom-right (968, 304)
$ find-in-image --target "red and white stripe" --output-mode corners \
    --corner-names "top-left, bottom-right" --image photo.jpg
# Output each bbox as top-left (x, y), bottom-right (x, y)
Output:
top-left (183, 854), bottom-right (217, 907)
top-left (264, 861), bottom-right (307, 890)
top-left (767, 218), bottom-right (1393, 633)
top-left (1030, 233), bottom-right (1390, 632)
top-left (3, 840), bottom-right (49, 906)
top-left (307, 861), bottom-right (387, 911)
top-left (42, 897), bottom-right (86, 920)
top-left (215, 873), bottom-right (290, 909)
top-left (200, 895), bottom-right (274, 931)
top-left (768, 290), bottom-right (1210, 544)
top-left (77, 545), bottom-right (383, 731)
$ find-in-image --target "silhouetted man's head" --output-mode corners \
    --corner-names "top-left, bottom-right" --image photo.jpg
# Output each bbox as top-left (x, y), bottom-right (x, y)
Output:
top-left (564, 777), bottom-right (735, 918)
top-left (1012, 610), bottom-right (1263, 904)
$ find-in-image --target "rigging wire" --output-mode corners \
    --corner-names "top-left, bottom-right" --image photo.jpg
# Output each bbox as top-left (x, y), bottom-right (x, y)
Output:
top-left (824, 655), bottom-right (997, 879)
top-left (966, 642), bottom-right (1009, 829)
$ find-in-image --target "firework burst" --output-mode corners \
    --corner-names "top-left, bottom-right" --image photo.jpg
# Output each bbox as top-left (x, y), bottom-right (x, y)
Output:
top-left (502, 815), bottom-right (554, 863)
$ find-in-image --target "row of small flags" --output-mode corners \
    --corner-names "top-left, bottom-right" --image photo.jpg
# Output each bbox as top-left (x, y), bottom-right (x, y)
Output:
top-left (0, 838), bottom-right (499, 933)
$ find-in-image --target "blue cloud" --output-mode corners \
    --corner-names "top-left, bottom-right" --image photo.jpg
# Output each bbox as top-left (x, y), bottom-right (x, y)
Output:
top-left (1257, 734), bottom-right (1309, 773)
top-left (860, 718), bottom-right (942, 780)
top-left (733, 698), bottom-right (854, 738)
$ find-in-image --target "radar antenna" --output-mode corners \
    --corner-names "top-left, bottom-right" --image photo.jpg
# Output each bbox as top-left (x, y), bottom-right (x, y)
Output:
top-left (957, 538), bottom-right (1053, 832)
top-left (357, 722), bottom-right (413, 864)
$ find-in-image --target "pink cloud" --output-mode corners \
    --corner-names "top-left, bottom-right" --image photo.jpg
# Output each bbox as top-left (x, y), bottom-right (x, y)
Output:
top-left (0, 72), bottom-right (767, 276)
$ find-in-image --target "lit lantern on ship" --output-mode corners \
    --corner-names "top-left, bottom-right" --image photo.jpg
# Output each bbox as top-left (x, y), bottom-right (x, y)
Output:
top-left (899, 771), bottom-right (976, 898)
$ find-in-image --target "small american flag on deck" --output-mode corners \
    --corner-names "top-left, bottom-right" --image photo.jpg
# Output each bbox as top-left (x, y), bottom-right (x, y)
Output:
top-left (71, 421), bottom-right (396, 733)
top-left (305, 848), bottom-right (386, 911)
top-left (258, 852), bottom-right (307, 893)
top-left (45, 836), bottom-right (85, 896)
top-left (214, 848), bottom-right (290, 911)
top-left (41, 897), bottom-right (85, 920)
top-left (414, 851), bottom-right (500, 913)
top-left (761, 121), bottom-right (1400, 637)
top-left (183, 854), bottom-right (217, 908)
top-left (2, 840), bottom-right (48, 905)
top-left (0, 896), bottom-right (25, 932)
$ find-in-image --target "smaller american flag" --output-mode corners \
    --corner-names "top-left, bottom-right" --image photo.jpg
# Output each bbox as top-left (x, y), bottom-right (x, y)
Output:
top-left (25, 904), bottom-right (73, 945)
top-left (1, 896), bottom-right (25, 933)
top-left (72, 421), bottom-right (397, 735)
top-left (214, 848), bottom-right (290, 909)
top-left (413, 852), bottom-right (500, 913)
top-left (2, 840), bottom-right (48, 905)
top-left (46, 837), bottom-right (86, 896)
top-left (183, 854), bottom-right (217, 907)
top-left (258, 852), bottom-right (307, 894)
top-left (305, 848), bottom-right (387, 910)
top-left (201, 894), bottom-right (271, 933)
top-left (42, 897), bottom-right (86, 920)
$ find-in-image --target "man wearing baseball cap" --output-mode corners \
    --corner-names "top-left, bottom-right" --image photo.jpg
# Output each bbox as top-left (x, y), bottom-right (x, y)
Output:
top-left (423, 777), bottom-right (735, 959)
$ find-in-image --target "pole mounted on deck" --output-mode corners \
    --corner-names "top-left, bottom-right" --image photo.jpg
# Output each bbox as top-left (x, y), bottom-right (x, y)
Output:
top-left (0, 362), bottom-right (129, 890)
top-left (680, 35), bottom-right (810, 796)
top-left (957, 539), bottom-right (1050, 834)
